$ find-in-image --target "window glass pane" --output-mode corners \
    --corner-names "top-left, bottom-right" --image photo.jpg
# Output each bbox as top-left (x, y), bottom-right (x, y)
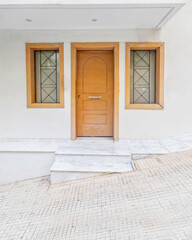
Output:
top-left (35, 50), bottom-right (60, 103)
top-left (130, 50), bottom-right (156, 104)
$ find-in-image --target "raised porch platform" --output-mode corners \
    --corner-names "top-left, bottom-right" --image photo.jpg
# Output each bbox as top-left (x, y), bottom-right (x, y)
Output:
top-left (0, 134), bottom-right (192, 184)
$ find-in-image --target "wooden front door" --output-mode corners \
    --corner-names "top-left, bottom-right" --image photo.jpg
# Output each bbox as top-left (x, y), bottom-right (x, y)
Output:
top-left (77, 50), bottom-right (114, 136)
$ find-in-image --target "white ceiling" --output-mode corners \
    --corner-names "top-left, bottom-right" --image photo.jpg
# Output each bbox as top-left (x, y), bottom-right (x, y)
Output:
top-left (0, 2), bottom-right (186, 29)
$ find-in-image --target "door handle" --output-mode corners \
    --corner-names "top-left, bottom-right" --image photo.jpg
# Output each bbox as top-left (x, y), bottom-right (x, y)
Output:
top-left (89, 96), bottom-right (102, 99)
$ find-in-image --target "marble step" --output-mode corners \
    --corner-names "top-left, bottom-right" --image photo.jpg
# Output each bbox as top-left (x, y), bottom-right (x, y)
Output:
top-left (51, 161), bottom-right (133, 173)
top-left (55, 142), bottom-right (131, 157)
top-left (50, 161), bottom-right (133, 184)
top-left (54, 154), bottom-right (132, 164)
top-left (50, 141), bottom-right (133, 184)
top-left (50, 154), bottom-right (133, 184)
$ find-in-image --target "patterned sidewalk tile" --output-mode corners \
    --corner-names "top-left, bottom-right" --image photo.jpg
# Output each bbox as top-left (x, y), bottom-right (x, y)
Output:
top-left (1, 150), bottom-right (192, 239)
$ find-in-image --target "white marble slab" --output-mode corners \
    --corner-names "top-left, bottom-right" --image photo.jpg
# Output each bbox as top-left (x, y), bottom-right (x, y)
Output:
top-left (174, 134), bottom-right (192, 148)
top-left (141, 141), bottom-right (168, 154)
top-left (56, 140), bottom-right (131, 156)
top-left (55, 154), bottom-right (131, 164)
top-left (1, 133), bottom-right (192, 155)
top-left (160, 138), bottom-right (190, 153)
top-left (51, 161), bottom-right (133, 173)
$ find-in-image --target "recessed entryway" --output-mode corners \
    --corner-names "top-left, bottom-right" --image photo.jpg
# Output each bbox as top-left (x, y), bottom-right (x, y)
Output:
top-left (71, 43), bottom-right (119, 141)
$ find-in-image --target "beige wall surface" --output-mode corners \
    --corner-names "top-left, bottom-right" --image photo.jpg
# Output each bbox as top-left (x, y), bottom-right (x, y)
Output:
top-left (0, 0), bottom-right (192, 139)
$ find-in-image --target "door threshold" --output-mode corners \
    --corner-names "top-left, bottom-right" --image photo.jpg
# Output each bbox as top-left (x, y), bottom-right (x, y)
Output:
top-left (76, 137), bottom-right (113, 141)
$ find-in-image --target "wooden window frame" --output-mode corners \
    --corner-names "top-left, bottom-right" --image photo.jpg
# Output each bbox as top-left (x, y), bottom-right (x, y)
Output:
top-left (71, 42), bottom-right (119, 141)
top-left (125, 42), bottom-right (164, 109)
top-left (26, 43), bottom-right (64, 108)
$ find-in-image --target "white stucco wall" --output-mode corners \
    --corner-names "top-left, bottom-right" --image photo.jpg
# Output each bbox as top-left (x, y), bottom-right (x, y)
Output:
top-left (0, 0), bottom-right (192, 140)
top-left (0, 152), bottom-right (55, 184)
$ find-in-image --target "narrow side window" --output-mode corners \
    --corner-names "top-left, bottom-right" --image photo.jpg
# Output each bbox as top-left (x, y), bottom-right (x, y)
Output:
top-left (26, 43), bottom-right (64, 108)
top-left (126, 43), bottom-right (164, 109)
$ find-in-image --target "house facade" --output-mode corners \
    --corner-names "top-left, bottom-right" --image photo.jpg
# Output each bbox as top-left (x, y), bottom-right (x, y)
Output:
top-left (1, 0), bottom-right (192, 184)
top-left (0, 0), bottom-right (191, 141)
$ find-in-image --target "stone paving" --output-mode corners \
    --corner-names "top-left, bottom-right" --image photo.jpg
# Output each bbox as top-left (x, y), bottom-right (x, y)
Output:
top-left (1, 150), bottom-right (192, 240)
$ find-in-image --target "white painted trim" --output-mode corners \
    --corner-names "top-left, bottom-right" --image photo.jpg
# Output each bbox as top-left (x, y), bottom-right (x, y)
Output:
top-left (0, 0), bottom-right (187, 6)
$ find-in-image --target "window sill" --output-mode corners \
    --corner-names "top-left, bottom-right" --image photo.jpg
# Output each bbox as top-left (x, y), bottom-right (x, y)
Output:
top-left (27, 103), bottom-right (64, 108)
top-left (125, 103), bottom-right (164, 110)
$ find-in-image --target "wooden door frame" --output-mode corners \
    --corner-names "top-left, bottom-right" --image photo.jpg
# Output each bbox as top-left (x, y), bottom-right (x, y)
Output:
top-left (71, 42), bottom-right (119, 141)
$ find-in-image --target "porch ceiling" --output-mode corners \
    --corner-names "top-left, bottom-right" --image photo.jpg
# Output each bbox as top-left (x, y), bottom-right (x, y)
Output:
top-left (0, 1), bottom-right (186, 29)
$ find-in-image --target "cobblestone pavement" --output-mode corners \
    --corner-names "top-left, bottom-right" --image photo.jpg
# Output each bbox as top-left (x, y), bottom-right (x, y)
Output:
top-left (1, 150), bottom-right (192, 240)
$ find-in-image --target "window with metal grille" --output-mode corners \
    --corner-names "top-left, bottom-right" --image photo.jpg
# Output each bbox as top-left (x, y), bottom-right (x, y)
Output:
top-left (26, 43), bottom-right (64, 108)
top-left (130, 50), bottom-right (156, 104)
top-left (126, 43), bottom-right (164, 109)
top-left (35, 50), bottom-right (60, 103)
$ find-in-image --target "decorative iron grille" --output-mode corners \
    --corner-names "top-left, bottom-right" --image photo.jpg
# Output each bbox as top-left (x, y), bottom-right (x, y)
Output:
top-left (130, 50), bottom-right (156, 104)
top-left (35, 50), bottom-right (60, 103)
